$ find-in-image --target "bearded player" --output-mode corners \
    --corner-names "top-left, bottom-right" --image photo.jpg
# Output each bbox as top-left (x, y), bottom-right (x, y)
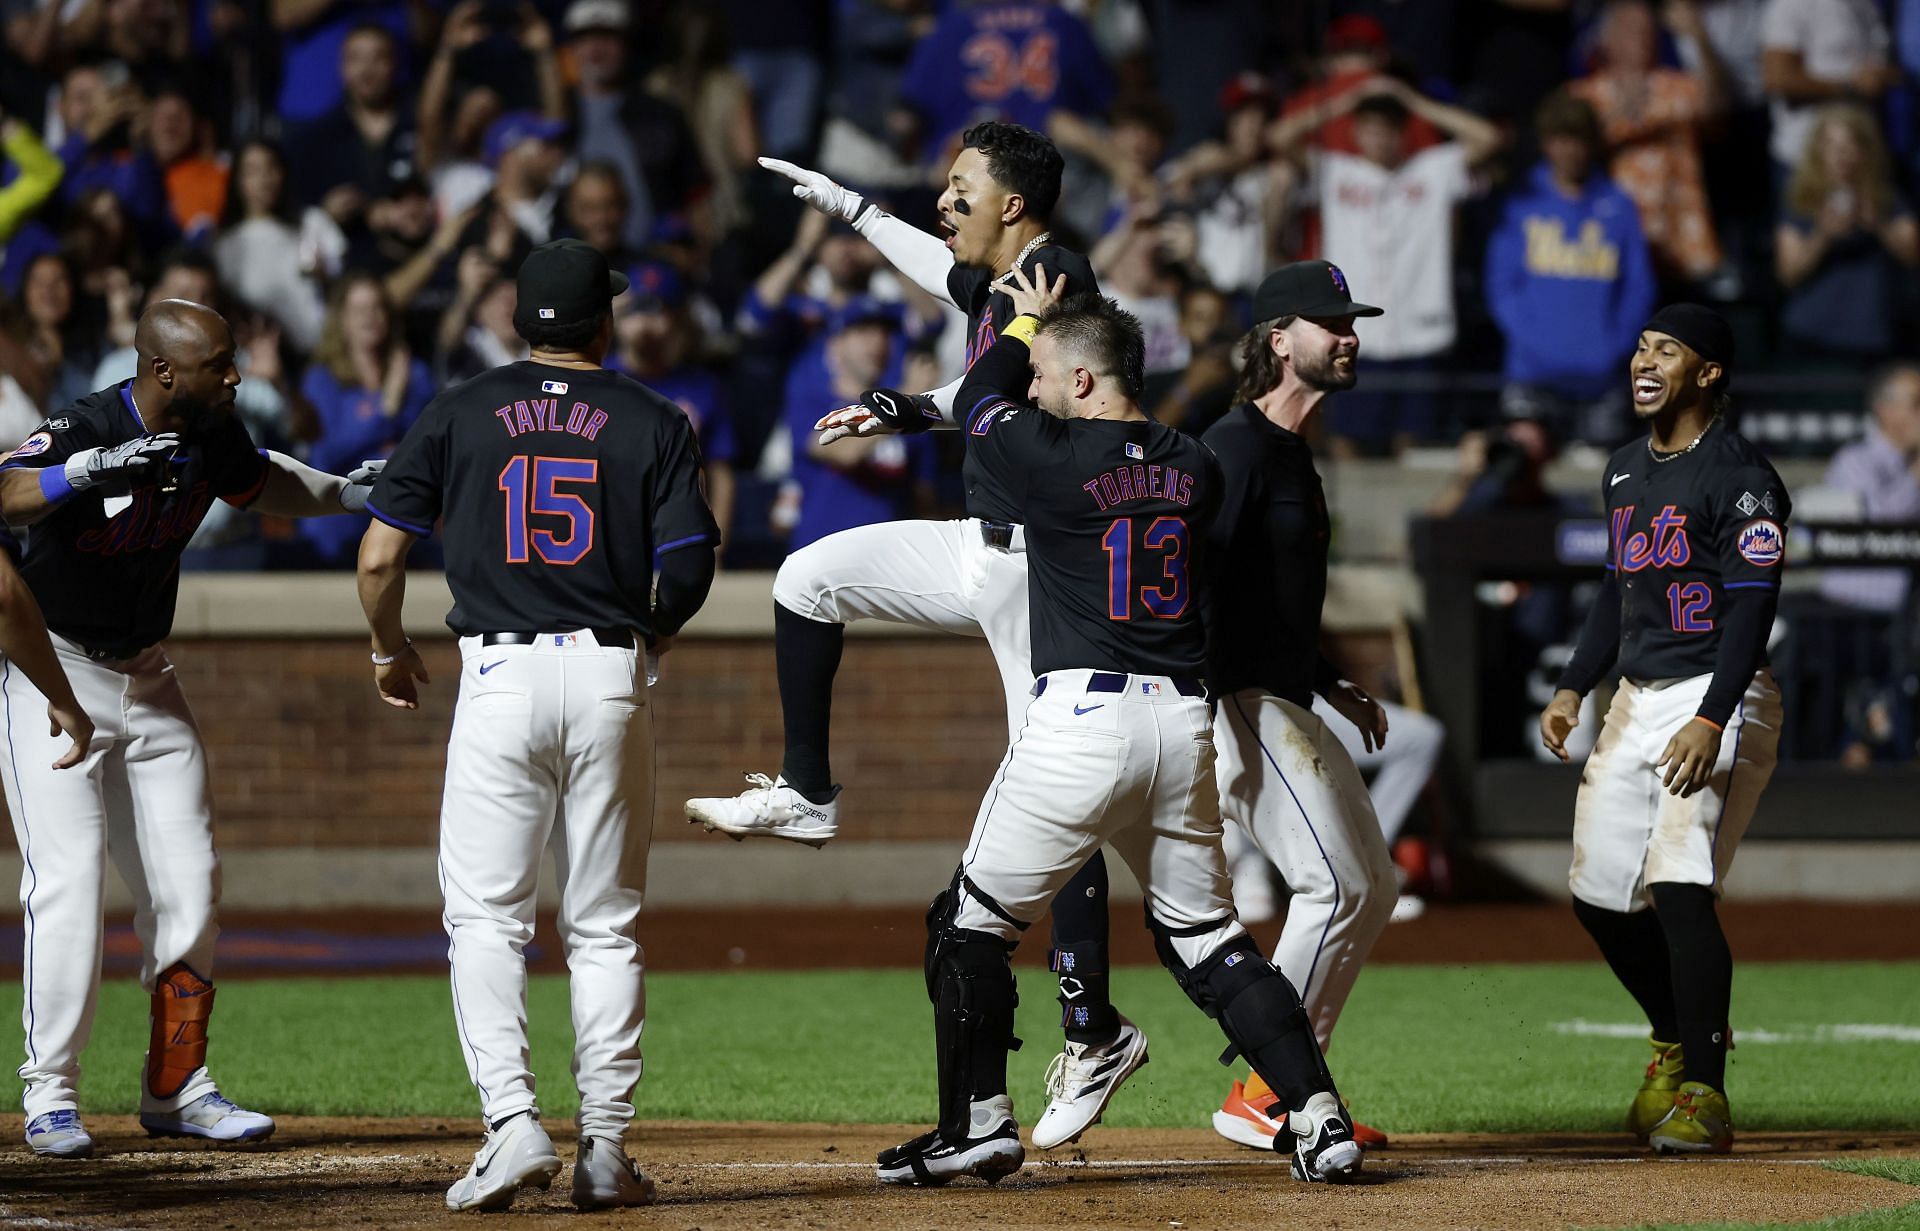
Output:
top-left (1542, 304), bottom-right (1788, 1154)
top-left (687, 125), bottom-right (1148, 1148)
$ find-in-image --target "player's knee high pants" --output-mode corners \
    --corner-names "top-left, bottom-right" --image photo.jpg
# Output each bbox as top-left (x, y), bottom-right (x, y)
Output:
top-left (1571, 671), bottom-right (1782, 913)
top-left (953, 671), bottom-right (1233, 970)
top-left (437, 633), bottom-right (653, 1141)
top-left (1215, 690), bottom-right (1397, 1048)
top-left (0, 640), bottom-right (219, 1119)
top-left (771, 518), bottom-right (1034, 736)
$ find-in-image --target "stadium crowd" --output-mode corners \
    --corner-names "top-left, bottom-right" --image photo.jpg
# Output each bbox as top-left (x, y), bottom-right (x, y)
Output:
top-left (0, 0), bottom-right (1917, 579)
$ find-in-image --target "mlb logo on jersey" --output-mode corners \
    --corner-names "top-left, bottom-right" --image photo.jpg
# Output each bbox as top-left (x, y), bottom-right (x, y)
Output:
top-left (1140, 681), bottom-right (1162, 695)
top-left (541, 380), bottom-right (569, 395)
top-left (1224, 951), bottom-right (1244, 967)
top-left (1738, 520), bottom-right (1784, 567)
top-left (553, 633), bottom-right (579, 647)
top-left (1126, 442), bottom-right (1144, 460)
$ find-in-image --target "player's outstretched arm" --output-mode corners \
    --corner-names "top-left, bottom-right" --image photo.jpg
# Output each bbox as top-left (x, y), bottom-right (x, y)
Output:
top-left (0, 553), bottom-right (91, 768)
top-left (249, 451), bottom-right (385, 518)
top-left (356, 519), bottom-right (430, 710)
top-left (759, 157), bottom-right (959, 307)
top-left (0, 433), bottom-right (183, 525)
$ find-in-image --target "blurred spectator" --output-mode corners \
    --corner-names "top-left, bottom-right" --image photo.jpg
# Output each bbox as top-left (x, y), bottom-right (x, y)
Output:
top-left (782, 301), bottom-right (935, 549)
top-left (1776, 104), bottom-right (1919, 359)
top-left (721, 0), bottom-right (825, 162)
top-left (561, 161), bottom-right (638, 269)
top-left (818, 0), bottom-right (935, 189)
top-left (1458, 0), bottom-right (1577, 126)
top-left (645, 7), bottom-right (759, 241)
top-left (286, 23), bottom-right (419, 228)
top-left (297, 271), bottom-right (433, 565)
top-left (147, 88), bottom-right (227, 242)
top-left (1760, 0), bottom-right (1892, 172)
top-left (1570, 0), bottom-right (1726, 285)
top-left (1485, 89), bottom-right (1656, 443)
top-left (17, 251), bottom-right (99, 410)
top-left (1152, 282), bottom-right (1236, 433)
top-left (54, 61), bottom-right (172, 248)
top-left (436, 244), bottom-right (528, 383)
top-left (1672, 0), bottom-right (1771, 297)
top-left (1272, 75), bottom-right (1504, 455)
top-left (1819, 363), bottom-right (1920, 614)
top-left (382, 173), bottom-right (531, 353)
top-left (897, 0), bottom-right (1113, 164)
top-left (1091, 196), bottom-right (1193, 393)
top-left (1140, 0), bottom-right (1280, 153)
top-left (476, 110), bottom-right (566, 244)
top-left (271, 0), bottom-right (417, 127)
top-left (564, 0), bottom-right (710, 253)
top-left (213, 140), bottom-right (329, 353)
top-left (90, 247), bottom-right (219, 386)
top-left (1060, 0), bottom-right (1150, 91)
top-left (416, 1), bottom-right (565, 221)
top-left (609, 260), bottom-right (738, 549)
top-left (64, 0), bottom-right (194, 91)
top-left (1050, 93), bottom-right (1173, 240)
top-left (1163, 73), bottom-right (1296, 297)
top-left (1277, 16), bottom-right (1442, 157)
top-left (0, 116), bottom-right (63, 243)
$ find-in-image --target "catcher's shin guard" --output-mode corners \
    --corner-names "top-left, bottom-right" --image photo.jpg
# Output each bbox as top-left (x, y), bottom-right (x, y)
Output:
top-left (1149, 916), bottom-right (1336, 1114)
top-left (147, 963), bottom-right (215, 1100)
top-left (925, 872), bottom-right (1021, 1141)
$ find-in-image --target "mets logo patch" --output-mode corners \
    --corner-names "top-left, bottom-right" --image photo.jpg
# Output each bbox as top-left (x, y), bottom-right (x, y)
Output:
top-left (1328, 263), bottom-right (1352, 295)
top-left (2, 431), bottom-right (52, 463)
top-left (1737, 520), bottom-right (1784, 567)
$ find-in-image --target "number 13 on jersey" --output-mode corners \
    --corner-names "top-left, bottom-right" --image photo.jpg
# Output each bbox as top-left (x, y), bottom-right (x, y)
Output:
top-left (499, 455), bottom-right (599, 565)
top-left (1102, 516), bottom-right (1189, 620)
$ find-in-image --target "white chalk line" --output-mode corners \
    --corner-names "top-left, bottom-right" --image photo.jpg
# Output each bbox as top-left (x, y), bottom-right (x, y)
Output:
top-left (1554, 1021), bottom-right (1920, 1044)
top-left (665, 1156), bottom-right (1833, 1172)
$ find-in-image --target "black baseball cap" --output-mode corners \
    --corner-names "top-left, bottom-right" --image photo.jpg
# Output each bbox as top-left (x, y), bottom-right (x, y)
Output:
top-left (514, 239), bottom-right (629, 334)
top-left (1251, 260), bottom-right (1383, 322)
top-left (1643, 302), bottom-right (1734, 368)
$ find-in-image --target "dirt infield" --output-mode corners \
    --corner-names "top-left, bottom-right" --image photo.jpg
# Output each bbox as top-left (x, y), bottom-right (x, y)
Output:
top-left (3, 1119), bottom-right (1917, 1230)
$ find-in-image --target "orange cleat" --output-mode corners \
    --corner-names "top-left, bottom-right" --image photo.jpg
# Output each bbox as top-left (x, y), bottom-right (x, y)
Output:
top-left (1211, 1080), bottom-right (1389, 1150)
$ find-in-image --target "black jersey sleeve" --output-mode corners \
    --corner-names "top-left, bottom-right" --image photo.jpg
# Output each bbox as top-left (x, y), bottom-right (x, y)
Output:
top-left (366, 397), bottom-right (449, 536)
top-left (1696, 586), bottom-right (1774, 727)
top-left (1557, 571), bottom-right (1622, 696)
top-left (203, 414), bottom-right (271, 507)
top-left (948, 263), bottom-right (991, 311)
top-left (1712, 462), bottom-right (1790, 592)
top-left (954, 329), bottom-right (1059, 495)
top-left (0, 414), bottom-right (104, 473)
top-left (651, 412), bottom-right (721, 555)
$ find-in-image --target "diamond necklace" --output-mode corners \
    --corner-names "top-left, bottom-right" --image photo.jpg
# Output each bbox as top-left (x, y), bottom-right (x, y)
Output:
top-left (1647, 415), bottom-right (1719, 464)
top-left (1003, 231), bottom-right (1053, 278)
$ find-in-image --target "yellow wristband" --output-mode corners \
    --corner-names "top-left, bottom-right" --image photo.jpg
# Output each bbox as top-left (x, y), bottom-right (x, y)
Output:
top-left (1002, 314), bottom-right (1042, 346)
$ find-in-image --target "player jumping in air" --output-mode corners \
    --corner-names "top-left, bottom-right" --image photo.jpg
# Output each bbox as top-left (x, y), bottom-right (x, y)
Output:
top-left (1542, 303), bottom-right (1788, 1155)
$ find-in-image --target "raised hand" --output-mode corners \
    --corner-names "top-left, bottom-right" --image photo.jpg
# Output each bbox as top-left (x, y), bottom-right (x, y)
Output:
top-left (759, 157), bottom-right (865, 222)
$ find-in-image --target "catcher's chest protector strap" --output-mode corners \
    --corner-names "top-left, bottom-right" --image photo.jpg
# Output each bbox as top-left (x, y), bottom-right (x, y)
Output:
top-left (148, 962), bottom-right (215, 1100)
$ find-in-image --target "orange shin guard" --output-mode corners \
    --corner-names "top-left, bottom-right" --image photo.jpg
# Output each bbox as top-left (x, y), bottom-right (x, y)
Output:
top-left (147, 963), bottom-right (215, 1100)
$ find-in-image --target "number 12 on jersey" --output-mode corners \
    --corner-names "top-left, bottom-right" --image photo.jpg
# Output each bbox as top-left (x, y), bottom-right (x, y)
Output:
top-left (499, 455), bottom-right (599, 565)
top-left (1102, 516), bottom-right (1189, 620)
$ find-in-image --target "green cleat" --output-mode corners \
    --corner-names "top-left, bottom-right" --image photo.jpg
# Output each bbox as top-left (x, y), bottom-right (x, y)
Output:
top-left (1649, 1081), bottom-right (1734, 1155)
top-left (1626, 1037), bottom-right (1686, 1142)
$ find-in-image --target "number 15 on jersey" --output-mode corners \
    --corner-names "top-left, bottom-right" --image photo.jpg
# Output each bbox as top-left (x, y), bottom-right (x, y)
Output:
top-left (499, 455), bottom-right (599, 565)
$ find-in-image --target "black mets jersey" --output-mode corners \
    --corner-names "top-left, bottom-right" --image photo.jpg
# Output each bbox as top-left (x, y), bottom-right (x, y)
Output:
top-left (0, 383), bottom-right (269, 657)
top-left (1202, 404), bottom-right (1337, 705)
top-left (1601, 420), bottom-right (1790, 683)
top-left (957, 327), bottom-right (1219, 679)
top-left (948, 243), bottom-right (1099, 526)
top-left (369, 361), bottom-right (719, 637)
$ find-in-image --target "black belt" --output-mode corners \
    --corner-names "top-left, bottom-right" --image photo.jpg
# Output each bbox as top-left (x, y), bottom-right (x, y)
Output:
top-left (481, 629), bottom-right (635, 649)
top-left (979, 521), bottom-right (1022, 551)
top-left (1034, 671), bottom-right (1205, 698)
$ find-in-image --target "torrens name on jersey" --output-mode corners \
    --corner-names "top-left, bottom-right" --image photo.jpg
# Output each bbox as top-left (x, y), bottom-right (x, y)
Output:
top-left (1612, 504), bottom-right (1690, 570)
top-left (1083, 462), bottom-right (1197, 512)
top-left (493, 397), bottom-right (610, 442)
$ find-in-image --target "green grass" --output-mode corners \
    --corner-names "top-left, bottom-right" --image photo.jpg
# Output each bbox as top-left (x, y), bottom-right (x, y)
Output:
top-left (5, 962), bottom-right (1919, 1132)
top-left (1591, 1158), bottom-right (1920, 1230)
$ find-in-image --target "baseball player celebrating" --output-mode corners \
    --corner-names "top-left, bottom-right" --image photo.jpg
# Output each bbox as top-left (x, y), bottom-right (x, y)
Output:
top-left (1201, 262), bottom-right (1402, 1152)
top-left (688, 125), bottom-right (1145, 1142)
top-left (880, 270), bottom-right (1362, 1187)
top-left (1541, 304), bottom-right (1787, 1155)
top-left (357, 240), bottom-right (718, 1211)
top-left (0, 299), bottom-right (384, 1158)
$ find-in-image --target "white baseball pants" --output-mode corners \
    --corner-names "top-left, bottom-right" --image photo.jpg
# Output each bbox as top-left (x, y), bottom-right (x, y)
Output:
top-left (1570, 671), bottom-right (1782, 914)
top-left (1, 640), bottom-right (220, 1120)
top-left (955, 672), bottom-right (1234, 969)
top-left (437, 632), bottom-right (653, 1142)
top-left (1215, 690), bottom-right (1398, 1048)
top-left (772, 518), bottom-right (1033, 737)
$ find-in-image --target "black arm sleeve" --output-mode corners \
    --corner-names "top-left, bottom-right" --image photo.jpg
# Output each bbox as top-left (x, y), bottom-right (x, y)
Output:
top-left (954, 323), bottom-right (1035, 428)
top-left (652, 540), bottom-right (717, 638)
top-left (1557, 572), bottom-right (1623, 696)
top-left (1696, 585), bottom-right (1775, 726)
top-left (857, 388), bottom-right (945, 434)
top-left (1312, 653), bottom-right (1342, 697)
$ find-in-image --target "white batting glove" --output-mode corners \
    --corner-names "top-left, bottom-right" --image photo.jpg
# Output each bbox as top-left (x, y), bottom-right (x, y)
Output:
top-left (760, 157), bottom-right (865, 223)
top-left (814, 404), bottom-right (890, 445)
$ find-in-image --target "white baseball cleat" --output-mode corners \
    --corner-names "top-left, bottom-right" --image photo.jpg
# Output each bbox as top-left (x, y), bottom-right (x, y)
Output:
top-left (139, 1089), bottom-right (275, 1142)
top-left (1289, 1091), bottom-right (1364, 1183)
top-left (445, 1112), bottom-right (563, 1212)
top-left (26, 1109), bottom-right (94, 1158)
top-left (1030, 1015), bottom-right (1151, 1149)
top-left (571, 1135), bottom-right (657, 1209)
top-left (877, 1096), bottom-right (1025, 1186)
top-left (686, 773), bottom-right (840, 847)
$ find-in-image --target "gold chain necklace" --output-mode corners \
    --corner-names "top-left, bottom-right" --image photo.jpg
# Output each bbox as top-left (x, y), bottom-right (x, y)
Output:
top-left (1647, 415), bottom-right (1719, 464)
